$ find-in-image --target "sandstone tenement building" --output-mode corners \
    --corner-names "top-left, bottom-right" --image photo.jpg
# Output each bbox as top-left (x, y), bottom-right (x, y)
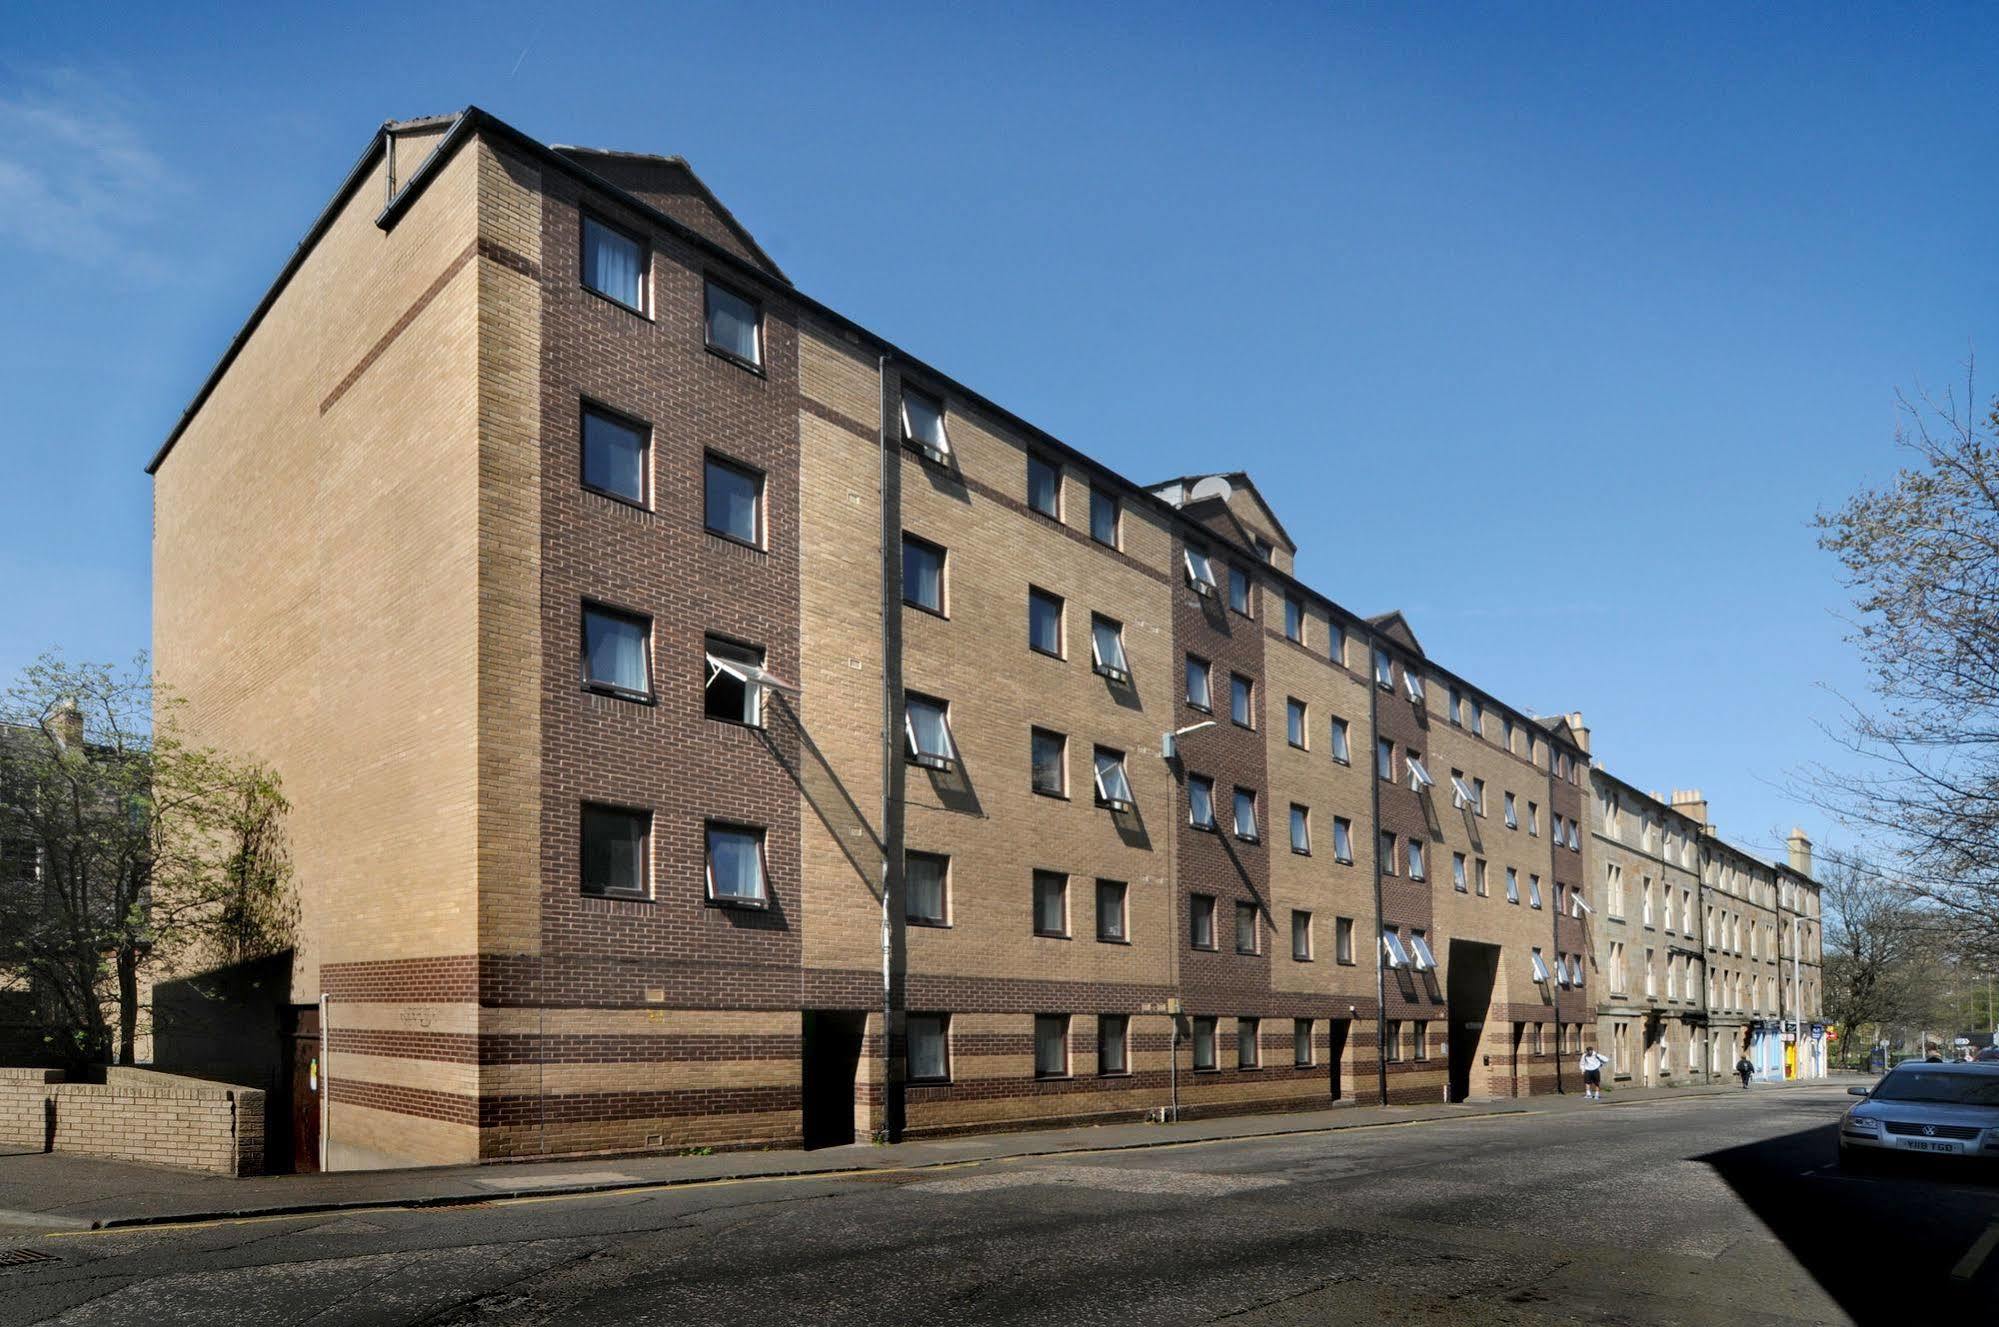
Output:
top-left (148, 108), bottom-right (1822, 1170)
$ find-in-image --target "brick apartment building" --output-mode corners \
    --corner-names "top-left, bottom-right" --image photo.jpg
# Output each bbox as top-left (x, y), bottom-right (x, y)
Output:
top-left (1587, 776), bottom-right (1825, 1086)
top-left (148, 108), bottom-right (1808, 1170)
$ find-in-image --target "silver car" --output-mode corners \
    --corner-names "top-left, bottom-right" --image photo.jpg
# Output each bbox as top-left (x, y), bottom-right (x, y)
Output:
top-left (1839, 1062), bottom-right (1999, 1169)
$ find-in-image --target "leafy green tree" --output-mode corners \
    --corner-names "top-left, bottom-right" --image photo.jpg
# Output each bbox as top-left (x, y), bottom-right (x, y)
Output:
top-left (0, 653), bottom-right (294, 1066)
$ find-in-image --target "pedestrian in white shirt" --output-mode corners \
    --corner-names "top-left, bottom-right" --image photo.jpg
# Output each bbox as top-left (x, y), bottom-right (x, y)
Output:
top-left (1579, 1047), bottom-right (1608, 1100)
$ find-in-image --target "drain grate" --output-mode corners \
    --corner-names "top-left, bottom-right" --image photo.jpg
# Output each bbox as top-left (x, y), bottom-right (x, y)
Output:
top-left (0, 1248), bottom-right (57, 1269)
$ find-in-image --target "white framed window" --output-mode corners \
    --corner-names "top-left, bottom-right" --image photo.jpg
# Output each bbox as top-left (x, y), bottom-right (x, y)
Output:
top-left (581, 804), bottom-right (649, 898)
top-left (1406, 753), bottom-right (1435, 792)
top-left (1184, 544), bottom-right (1218, 595)
top-left (1381, 928), bottom-right (1411, 970)
top-left (1450, 774), bottom-right (1478, 810)
top-left (1408, 932), bottom-right (1437, 972)
top-left (901, 386), bottom-right (950, 462)
top-left (906, 851), bottom-right (949, 925)
top-left (1093, 747), bottom-right (1135, 812)
top-left (904, 693), bottom-right (957, 770)
top-left (1034, 1014), bottom-right (1070, 1078)
top-left (1530, 947), bottom-right (1552, 983)
top-left (705, 822), bottom-right (767, 905)
top-left (907, 1014), bottom-right (950, 1082)
top-left (1091, 615), bottom-right (1131, 684)
top-left (582, 215), bottom-right (646, 310)
top-left (1233, 787), bottom-right (1258, 841)
top-left (704, 278), bottom-right (762, 367)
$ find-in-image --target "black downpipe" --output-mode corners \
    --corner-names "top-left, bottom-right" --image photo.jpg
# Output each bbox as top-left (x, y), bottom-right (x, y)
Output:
top-left (1368, 641), bottom-right (1388, 1106)
top-left (877, 355), bottom-right (907, 1141)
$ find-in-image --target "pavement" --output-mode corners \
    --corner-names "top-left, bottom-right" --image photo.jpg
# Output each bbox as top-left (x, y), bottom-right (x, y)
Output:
top-left (1, 1077), bottom-right (1989, 1326)
top-left (0, 1073), bottom-right (1854, 1232)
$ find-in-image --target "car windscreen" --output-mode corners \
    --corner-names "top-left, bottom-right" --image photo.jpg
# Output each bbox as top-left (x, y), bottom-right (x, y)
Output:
top-left (1869, 1070), bottom-right (1999, 1106)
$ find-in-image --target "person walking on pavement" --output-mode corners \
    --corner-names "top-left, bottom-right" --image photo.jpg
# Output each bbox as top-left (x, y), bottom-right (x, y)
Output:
top-left (1579, 1046), bottom-right (1608, 1100)
top-left (1735, 1054), bottom-right (1754, 1088)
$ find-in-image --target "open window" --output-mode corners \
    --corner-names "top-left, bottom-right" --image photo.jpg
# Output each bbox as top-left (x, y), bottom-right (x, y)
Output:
top-left (1530, 948), bottom-right (1552, 983)
top-left (1571, 892), bottom-right (1593, 918)
top-left (1091, 615), bottom-right (1131, 685)
top-left (904, 693), bottom-right (957, 771)
top-left (1381, 929), bottom-right (1411, 970)
top-left (1408, 933), bottom-right (1437, 972)
top-left (1403, 670), bottom-right (1426, 705)
top-left (900, 386), bottom-right (951, 464)
top-left (1093, 747), bottom-right (1135, 812)
top-left (1405, 753), bottom-right (1435, 792)
top-left (1450, 775), bottom-right (1478, 810)
top-left (1183, 544), bottom-right (1218, 597)
top-left (705, 637), bottom-right (796, 725)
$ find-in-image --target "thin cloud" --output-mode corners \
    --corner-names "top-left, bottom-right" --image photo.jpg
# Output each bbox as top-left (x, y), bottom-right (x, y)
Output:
top-left (0, 68), bottom-right (175, 270)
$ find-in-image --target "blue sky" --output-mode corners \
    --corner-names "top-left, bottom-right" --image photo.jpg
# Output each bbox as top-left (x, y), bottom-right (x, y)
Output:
top-left (2, 2), bottom-right (1995, 865)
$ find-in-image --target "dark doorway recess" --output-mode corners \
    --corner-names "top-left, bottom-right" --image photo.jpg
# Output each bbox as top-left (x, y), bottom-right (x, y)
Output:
top-left (1325, 1018), bottom-right (1350, 1100)
top-left (284, 1004), bottom-right (321, 1174)
top-left (801, 1010), bottom-right (865, 1149)
top-left (1446, 939), bottom-right (1501, 1103)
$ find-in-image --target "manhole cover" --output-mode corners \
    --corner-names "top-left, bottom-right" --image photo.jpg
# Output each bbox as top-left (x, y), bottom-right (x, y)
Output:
top-left (0, 1248), bottom-right (57, 1269)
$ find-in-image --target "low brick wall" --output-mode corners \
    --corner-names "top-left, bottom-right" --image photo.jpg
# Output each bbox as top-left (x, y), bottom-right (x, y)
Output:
top-left (0, 1066), bottom-right (264, 1176)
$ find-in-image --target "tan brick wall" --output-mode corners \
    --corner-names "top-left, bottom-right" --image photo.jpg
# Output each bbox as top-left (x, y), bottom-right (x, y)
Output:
top-left (1, 1068), bottom-right (263, 1175)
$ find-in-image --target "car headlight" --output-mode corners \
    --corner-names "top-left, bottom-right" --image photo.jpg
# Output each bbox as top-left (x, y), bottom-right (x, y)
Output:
top-left (1843, 1115), bottom-right (1879, 1133)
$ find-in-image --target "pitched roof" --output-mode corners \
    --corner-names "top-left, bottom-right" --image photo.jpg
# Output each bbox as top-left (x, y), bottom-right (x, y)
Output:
top-left (1366, 611), bottom-right (1424, 656)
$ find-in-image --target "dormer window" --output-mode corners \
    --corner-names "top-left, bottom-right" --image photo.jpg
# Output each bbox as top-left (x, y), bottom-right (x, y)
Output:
top-left (1184, 545), bottom-right (1218, 596)
top-left (901, 387), bottom-right (950, 463)
top-left (1250, 534), bottom-right (1273, 563)
top-left (904, 693), bottom-right (957, 771)
top-left (1091, 615), bottom-right (1130, 684)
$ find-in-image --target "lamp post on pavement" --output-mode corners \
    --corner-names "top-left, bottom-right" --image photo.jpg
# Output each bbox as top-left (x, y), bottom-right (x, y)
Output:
top-left (1160, 720), bottom-right (1217, 1122)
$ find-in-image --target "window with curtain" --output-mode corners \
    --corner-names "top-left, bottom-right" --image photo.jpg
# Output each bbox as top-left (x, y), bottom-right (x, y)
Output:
top-left (1237, 1018), bottom-right (1260, 1067)
top-left (1330, 717), bottom-right (1350, 763)
top-left (1188, 776), bottom-right (1215, 829)
top-left (1190, 894), bottom-right (1216, 949)
top-left (1291, 910), bottom-right (1312, 960)
top-left (1034, 1014), bottom-right (1069, 1077)
top-left (1028, 588), bottom-right (1064, 656)
top-left (1095, 880), bottom-right (1127, 942)
top-left (1027, 454), bottom-right (1061, 517)
top-left (1286, 698), bottom-right (1306, 747)
top-left (1185, 655), bottom-right (1212, 710)
top-left (704, 280), bottom-right (761, 365)
top-left (1031, 728), bottom-right (1067, 796)
top-left (1233, 788), bottom-right (1257, 841)
top-left (1231, 673), bottom-right (1254, 727)
top-left (1235, 901), bottom-right (1258, 953)
top-left (580, 804), bottom-right (647, 897)
top-left (1093, 748), bottom-right (1133, 810)
top-left (705, 824), bottom-right (766, 904)
top-left (1228, 565), bottom-right (1251, 615)
top-left (1032, 870), bottom-right (1068, 937)
top-left (1294, 1019), bottom-right (1313, 1066)
top-left (1098, 1015), bottom-right (1128, 1074)
top-left (1090, 487), bottom-right (1119, 546)
top-left (904, 694), bottom-right (956, 769)
top-left (583, 605), bottom-right (650, 697)
top-left (1290, 804), bottom-right (1310, 854)
top-left (581, 407), bottom-right (647, 504)
top-left (900, 387), bottom-right (949, 457)
top-left (1333, 816), bottom-right (1353, 863)
top-left (1091, 616), bottom-right (1129, 681)
top-left (582, 216), bottom-right (644, 310)
top-left (906, 852), bottom-right (948, 925)
top-left (907, 1015), bottom-right (949, 1081)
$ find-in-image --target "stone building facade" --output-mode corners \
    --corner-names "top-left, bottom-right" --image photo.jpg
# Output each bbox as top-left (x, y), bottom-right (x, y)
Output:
top-left (150, 108), bottom-right (1804, 1170)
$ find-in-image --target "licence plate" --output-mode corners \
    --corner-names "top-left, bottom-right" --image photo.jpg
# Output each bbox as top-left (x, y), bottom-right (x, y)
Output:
top-left (1898, 1139), bottom-right (1962, 1153)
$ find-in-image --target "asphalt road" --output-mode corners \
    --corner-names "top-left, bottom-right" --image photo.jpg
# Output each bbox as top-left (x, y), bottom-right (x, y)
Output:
top-left (1, 1084), bottom-right (1992, 1326)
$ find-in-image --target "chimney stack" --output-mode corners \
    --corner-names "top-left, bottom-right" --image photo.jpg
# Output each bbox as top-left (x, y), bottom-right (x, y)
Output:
top-left (1563, 711), bottom-right (1590, 754)
top-left (1786, 827), bottom-right (1814, 879)
top-left (1668, 788), bottom-right (1708, 827)
top-left (50, 698), bottom-right (84, 753)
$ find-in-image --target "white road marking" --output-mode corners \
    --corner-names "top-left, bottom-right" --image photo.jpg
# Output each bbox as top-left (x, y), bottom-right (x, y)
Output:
top-left (1950, 1219), bottom-right (1999, 1283)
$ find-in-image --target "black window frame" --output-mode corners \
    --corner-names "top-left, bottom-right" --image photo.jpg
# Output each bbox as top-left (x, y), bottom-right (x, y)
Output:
top-left (1089, 485), bottom-right (1121, 548)
top-left (1031, 869), bottom-right (1070, 938)
top-left (580, 801), bottom-right (650, 899)
top-left (1335, 916), bottom-right (1355, 964)
top-left (1026, 452), bottom-right (1063, 520)
top-left (1190, 893), bottom-right (1217, 950)
top-left (1228, 565), bottom-right (1252, 616)
top-left (703, 819), bottom-right (770, 909)
top-left (901, 532), bottom-right (948, 617)
top-left (1033, 1013), bottom-right (1071, 1079)
top-left (579, 212), bottom-right (649, 315)
top-left (702, 633), bottom-right (766, 727)
top-left (702, 275), bottom-right (764, 372)
top-left (905, 850), bottom-right (951, 927)
top-left (1235, 900), bottom-right (1259, 954)
top-left (1097, 1013), bottom-right (1130, 1076)
top-left (1030, 726), bottom-right (1069, 799)
top-left (1291, 909), bottom-right (1313, 961)
top-left (578, 399), bottom-right (651, 509)
top-left (1027, 586), bottom-right (1065, 659)
top-left (581, 600), bottom-right (654, 702)
top-left (1095, 879), bottom-right (1129, 944)
top-left (703, 450), bottom-right (766, 548)
top-left (906, 1012), bottom-right (952, 1083)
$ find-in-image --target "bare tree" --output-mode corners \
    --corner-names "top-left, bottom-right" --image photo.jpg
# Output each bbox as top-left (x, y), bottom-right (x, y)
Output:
top-left (1817, 853), bottom-right (1940, 1067)
top-left (0, 653), bottom-right (294, 1067)
top-left (1809, 379), bottom-right (1999, 969)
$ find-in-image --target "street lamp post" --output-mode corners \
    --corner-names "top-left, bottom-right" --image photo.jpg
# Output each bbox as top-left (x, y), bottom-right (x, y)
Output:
top-left (1160, 720), bottom-right (1216, 1123)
